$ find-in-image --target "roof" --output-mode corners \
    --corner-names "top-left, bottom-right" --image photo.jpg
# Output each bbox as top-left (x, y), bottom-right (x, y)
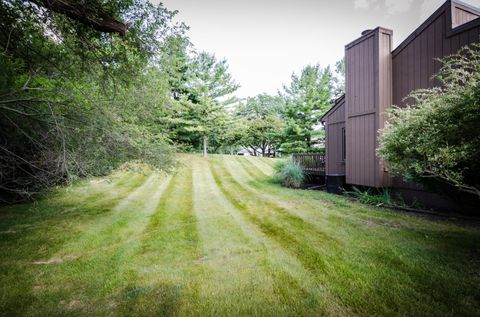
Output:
top-left (342, 1), bottom-right (480, 56)
top-left (392, 0), bottom-right (480, 57)
top-left (320, 94), bottom-right (345, 123)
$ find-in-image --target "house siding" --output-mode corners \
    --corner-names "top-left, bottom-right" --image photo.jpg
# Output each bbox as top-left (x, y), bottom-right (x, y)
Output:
top-left (388, 2), bottom-right (480, 190)
top-left (452, 3), bottom-right (479, 28)
top-left (392, 5), bottom-right (480, 106)
top-left (345, 28), bottom-right (392, 187)
top-left (323, 98), bottom-right (345, 176)
top-left (323, 1), bottom-right (479, 197)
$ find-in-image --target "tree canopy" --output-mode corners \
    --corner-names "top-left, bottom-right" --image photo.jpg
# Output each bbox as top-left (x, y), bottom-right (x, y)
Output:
top-left (0, 0), bottom-right (184, 201)
top-left (280, 64), bottom-right (334, 151)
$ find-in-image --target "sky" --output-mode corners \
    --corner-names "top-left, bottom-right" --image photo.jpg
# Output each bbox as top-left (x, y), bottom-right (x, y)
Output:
top-left (156, 0), bottom-right (480, 99)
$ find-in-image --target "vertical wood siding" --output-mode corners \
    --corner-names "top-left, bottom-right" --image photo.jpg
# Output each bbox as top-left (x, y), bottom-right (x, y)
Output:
top-left (324, 98), bottom-right (345, 175)
top-left (392, 9), bottom-right (480, 106)
top-left (452, 6), bottom-right (479, 28)
top-left (388, 2), bottom-right (479, 190)
top-left (345, 28), bottom-right (392, 187)
top-left (377, 31), bottom-right (393, 186)
top-left (337, 1), bottom-right (479, 190)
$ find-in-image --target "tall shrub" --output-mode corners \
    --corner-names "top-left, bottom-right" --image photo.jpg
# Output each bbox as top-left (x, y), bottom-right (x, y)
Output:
top-left (378, 44), bottom-right (480, 199)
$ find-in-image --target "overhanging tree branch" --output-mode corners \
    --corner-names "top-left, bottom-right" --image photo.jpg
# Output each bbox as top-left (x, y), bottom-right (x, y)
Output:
top-left (29, 0), bottom-right (128, 36)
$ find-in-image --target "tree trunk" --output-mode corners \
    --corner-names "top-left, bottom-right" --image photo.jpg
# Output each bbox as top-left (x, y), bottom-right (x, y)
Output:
top-left (261, 141), bottom-right (266, 157)
top-left (202, 136), bottom-right (207, 158)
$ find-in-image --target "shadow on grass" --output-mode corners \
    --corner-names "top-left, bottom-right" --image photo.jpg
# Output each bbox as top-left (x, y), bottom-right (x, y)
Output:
top-left (116, 283), bottom-right (182, 316)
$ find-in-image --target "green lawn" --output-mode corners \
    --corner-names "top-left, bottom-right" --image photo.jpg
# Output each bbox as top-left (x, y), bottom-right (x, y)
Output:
top-left (1, 155), bottom-right (479, 316)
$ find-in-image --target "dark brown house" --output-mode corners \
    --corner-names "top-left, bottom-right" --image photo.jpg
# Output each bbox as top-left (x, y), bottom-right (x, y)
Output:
top-left (321, 0), bottom-right (480, 207)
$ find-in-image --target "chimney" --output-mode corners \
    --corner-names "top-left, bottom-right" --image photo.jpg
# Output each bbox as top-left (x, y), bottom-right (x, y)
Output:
top-left (344, 27), bottom-right (393, 187)
top-left (361, 29), bottom-right (373, 36)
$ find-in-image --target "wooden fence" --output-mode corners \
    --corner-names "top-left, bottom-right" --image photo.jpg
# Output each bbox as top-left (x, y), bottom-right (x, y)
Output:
top-left (292, 153), bottom-right (325, 176)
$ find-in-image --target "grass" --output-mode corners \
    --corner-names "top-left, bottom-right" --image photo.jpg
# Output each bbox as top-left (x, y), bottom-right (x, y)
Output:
top-left (1, 154), bottom-right (479, 316)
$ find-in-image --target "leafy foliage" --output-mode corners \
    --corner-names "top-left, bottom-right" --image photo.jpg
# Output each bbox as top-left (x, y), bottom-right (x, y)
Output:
top-left (333, 58), bottom-right (345, 98)
top-left (232, 62), bottom-right (342, 157)
top-left (0, 0), bottom-right (343, 202)
top-left (378, 44), bottom-right (480, 199)
top-left (280, 64), bottom-right (333, 152)
top-left (235, 94), bottom-right (285, 156)
top-left (0, 0), bottom-right (184, 202)
top-left (168, 52), bottom-right (239, 157)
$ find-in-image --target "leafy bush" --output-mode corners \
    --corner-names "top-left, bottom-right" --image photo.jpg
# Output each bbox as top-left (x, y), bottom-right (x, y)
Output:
top-left (273, 158), bottom-right (305, 188)
top-left (378, 44), bottom-right (480, 199)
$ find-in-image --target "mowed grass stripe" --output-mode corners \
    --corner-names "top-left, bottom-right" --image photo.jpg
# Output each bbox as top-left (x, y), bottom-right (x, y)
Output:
top-left (205, 159), bottom-right (346, 316)
top-left (192, 157), bottom-right (281, 316)
top-left (38, 173), bottom-right (164, 259)
top-left (22, 174), bottom-right (174, 316)
top-left (0, 172), bottom-right (152, 316)
top-left (210, 156), bottom-right (343, 267)
top-left (228, 155), bottom-right (472, 251)
top-left (228, 155), bottom-right (403, 231)
top-left (235, 156), bottom-right (265, 179)
top-left (209, 156), bottom-right (349, 316)
top-left (243, 156), bottom-right (273, 176)
top-left (193, 156), bottom-right (336, 316)
top-left (118, 165), bottom-right (202, 316)
top-left (256, 155), bottom-right (278, 168)
top-left (222, 156), bottom-right (339, 237)
top-left (224, 156), bottom-right (384, 257)
top-left (0, 171), bottom-right (149, 236)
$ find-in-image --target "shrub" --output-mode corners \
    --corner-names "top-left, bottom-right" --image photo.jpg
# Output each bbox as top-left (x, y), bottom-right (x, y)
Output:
top-left (273, 158), bottom-right (305, 188)
top-left (378, 44), bottom-right (480, 199)
top-left (344, 187), bottom-right (397, 207)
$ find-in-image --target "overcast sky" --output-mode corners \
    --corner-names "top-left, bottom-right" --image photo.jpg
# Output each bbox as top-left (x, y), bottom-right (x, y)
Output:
top-left (156, 0), bottom-right (480, 98)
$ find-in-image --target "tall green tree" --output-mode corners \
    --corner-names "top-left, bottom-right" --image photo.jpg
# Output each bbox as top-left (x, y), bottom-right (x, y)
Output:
top-left (235, 94), bottom-right (285, 156)
top-left (181, 52), bottom-right (239, 157)
top-left (280, 64), bottom-right (333, 152)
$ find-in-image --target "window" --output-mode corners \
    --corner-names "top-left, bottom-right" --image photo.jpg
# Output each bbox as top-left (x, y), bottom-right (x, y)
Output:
top-left (341, 127), bottom-right (346, 161)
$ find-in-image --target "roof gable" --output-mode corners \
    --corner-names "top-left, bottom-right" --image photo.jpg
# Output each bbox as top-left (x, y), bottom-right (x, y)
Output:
top-left (320, 94), bottom-right (345, 122)
top-left (392, 0), bottom-right (480, 57)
